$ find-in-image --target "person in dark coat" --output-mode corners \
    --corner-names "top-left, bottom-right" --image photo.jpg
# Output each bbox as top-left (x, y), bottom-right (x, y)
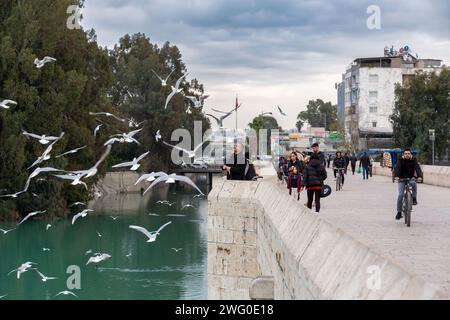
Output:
top-left (359, 152), bottom-right (371, 180)
top-left (394, 148), bottom-right (423, 220)
top-left (343, 152), bottom-right (350, 174)
top-left (287, 152), bottom-right (303, 173)
top-left (287, 166), bottom-right (302, 200)
top-left (302, 153), bottom-right (327, 213)
top-left (223, 143), bottom-right (248, 180)
top-left (311, 143), bottom-right (326, 167)
top-left (350, 154), bottom-right (357, 175)
top-left (332, 151), bottom-right (346, 186)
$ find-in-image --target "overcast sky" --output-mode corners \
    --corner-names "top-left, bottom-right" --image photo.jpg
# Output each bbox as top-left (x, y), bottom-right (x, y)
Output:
top-left (83, 0), bottom-right (450, 129)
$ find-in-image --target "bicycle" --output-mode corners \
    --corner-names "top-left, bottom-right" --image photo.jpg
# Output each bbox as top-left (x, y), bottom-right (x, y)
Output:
top-left (334, 168), bottom-right (345, 191)
top-left (398, 178), bottom-right (414, 227)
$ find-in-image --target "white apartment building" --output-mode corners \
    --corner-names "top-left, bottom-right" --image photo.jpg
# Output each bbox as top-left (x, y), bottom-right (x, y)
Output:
top-left (337, 48), bottom-right (442, 151)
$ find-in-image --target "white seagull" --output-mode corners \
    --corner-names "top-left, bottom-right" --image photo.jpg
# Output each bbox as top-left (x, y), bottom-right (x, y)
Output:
top-left (89, 111), bottom-right (125, 122)
top-left (0, 294), bottom-right (7, 299)
top-left (8, 262), bottom-right (36, 279)
top-left (96, 231), bottom-right (102, 238)
top-left (70, 202), bottom-right (87, 207)
top-left (112, 151), bottom-right (150, 171)
top-left (277, 105), bottom-right (287, 116)
top-left (34, 56), bottom-right (56, 68)
top-left (110, 216), bottom-right (119, 220)
top-left (129, 222), bottom-right (172, 243)
top-left (0, 99), bottom-right (18, 109)
top-left (42, 248), bottom-right (51, 252)
top-left (53, 173), bottom-right (88, 190)
top-left (171, 248), bottom-right (183, 252)
top-left (0, 228), bottom-right (15, 235)
top-left (106, 128), bottom-right (142, 146)
top-left (144, 174), bottom-right (204, 195)
top-left (18, 210), bottom-right (46, 225)
top-left (55, 290), bottom-right (78, 298)
top-left (86, 253), bottom-right (111, 265)
top-left (28, 132), bottom-right (65, 169)
top-left (184, 95), bottom-right (209, 109)
top-left (155, 130), bottom-right (162, 142)
top-left (182, 204), bottom-right (195, 210)
top-left (162, 138), bottom-right (210, 159)
top-left (70, 145), bottom-right (112, 179)
top-left (206, 111), bottom-right (233, 128)
top-left (34, 269), bottom-right (57, 282)
top-left (71, 209), bottom-right (93, 225)
top-left (135, 172), bottom-right (168, 185)
top-left (55, 145), bottom-right (87, 158)
top-left (22, 131), bottom-right (61, 145)
top-left (151, 69), bottom-right (174, 87)
top-left (164, 73), bottom-right (188, 109)
top-left (46, 224), bottom-right (52, 231)
top-left (93, 124), bottom-right (103, 137)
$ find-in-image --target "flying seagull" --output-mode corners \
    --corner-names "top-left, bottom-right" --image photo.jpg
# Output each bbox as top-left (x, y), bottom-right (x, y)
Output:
top-left (70, 202), bottom-right (86, 207)
top-left (34, 269), bottom-right (57, 282)
top-left (184, 95), bottom-right (210, 109)
top-left (69, 145), bottom-right (112, 179)
top-left (0, 228), bottom-right (15, 235)
top-left (53, 173), bottom-right (88, 190)
top-left (55, 145), bottom-right (87, 158)
top-left (155, 130), bottom-right (162, 142)
top-left (8, 262), bottom-right (36, 279)
top-left (42, 248), bottom-right (51, 252)
top-left (0, 99), bottom-right (17, 109)
top-left (135, 172), bottom-right (168, 185)
top-left (112, 151), bottom-right (150, 171)
top-left (165, 73), bottom-right (189, 109)
top-left (96, 231), bottom-right (102, 238)
top-left (46, 224), bottom-right (52, 231)
top-left (72, 209), bottom-right (93, 225)
top-left (18, 210), bottom-right (46, 225)
top-left (55, 290), bottom-right (78, 298)
top-left (171, 248), bottom-right (183, 252)
top-left (182, 204), bottom-right (195, 210)
top-left (89, 112), bottom-right (126, 123)
top-left (162, 138), bottom-right (210, 159)
top-left (206, 111), bottom-right (233, 128)
top-left (128, 118), bottom-right (145, 128)
top-left (277, 105), bottom-right (287, 116)
top-left (109, 216), bottom-right (119, 220)
top-left (86, 253), bottom-right (111, 265)
top-left (156, 200), bottom-right (175, 206)
top-left (106, 128), bottom-right (142, 146)
top-left (129, 222), bottom-right (172, 243)
top-left (151, 69), bottom-right (174, 87)
top-left (28, 132), bottom-right (65, 169)
top-left (0, 294), bottom-right (7, 299)
top-left (34, 56), bottom-right (56, 68)
top-left (22, 131), bottom-right (61, 145)
top-left (93, 124), bottom-right (103, 137)
top-left (144, 174), bottom-right (204, 195)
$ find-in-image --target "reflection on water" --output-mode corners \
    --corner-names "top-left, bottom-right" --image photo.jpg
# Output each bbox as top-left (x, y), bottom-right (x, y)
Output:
top-left (0, 184), bottom-right (208, 300)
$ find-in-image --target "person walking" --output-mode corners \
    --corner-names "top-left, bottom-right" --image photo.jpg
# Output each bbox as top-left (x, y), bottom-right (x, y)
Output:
top-left (343, 152), bottom-right (350, 174)
top-left (359, 152), bottom-right (371, 180)
top-left (350, 154), bottom-right (357, 175)
top-left (332, 151), bottom-right (346, 186)
top-left (303, 153), bottom-right (327, 213)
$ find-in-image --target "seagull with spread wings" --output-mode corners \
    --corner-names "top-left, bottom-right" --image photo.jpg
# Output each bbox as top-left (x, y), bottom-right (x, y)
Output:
top-left (34, 56), bottom-right (56, 68)
top-left (277, 105), bottom-right (287, 116)
top-left (55, 146), bottom-right (87, 158)
top-left (22, 131), bottom-right (61, 145)
top-left (205, 111), bottom-right (233, 128)
top-left (129, 221), bottom-right (172, 243)
top-left (184, 94), bottom-right (209, 109)
top-left (162, 138), bottom-right (210, 159)
top-left (112, 151), bottom-right (150, 171)
top-left (28, 132), bottom-right (65, 169)
top-left (135, 172), bottom-right (168, 185)
top-left (143, 174), bottom-right (204, 195)
top-left (164, 73), bottom-right (188, 109)
top-left (0, 99), bottom-right (17, 109)
top-left (151, 69), bottom-right (175, 87)
top-left (18, 210), bottom-right (46, 225)
top-left (71, 209), bottom-right (94, 225)
top-left (89, 111), bottom-right (126, 122)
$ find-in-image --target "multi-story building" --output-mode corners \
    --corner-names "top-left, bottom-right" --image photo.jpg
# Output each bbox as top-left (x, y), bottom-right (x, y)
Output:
top-left (337, 47), bottom-right (443, 151)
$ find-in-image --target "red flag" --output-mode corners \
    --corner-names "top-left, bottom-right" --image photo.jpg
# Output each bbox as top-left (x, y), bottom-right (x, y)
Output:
top-left (235, 95), bottom-right (241, 111)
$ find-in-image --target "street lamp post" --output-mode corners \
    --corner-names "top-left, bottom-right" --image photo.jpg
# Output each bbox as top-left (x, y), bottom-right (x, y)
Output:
top-left (429, 129), bottom-right (435, 165)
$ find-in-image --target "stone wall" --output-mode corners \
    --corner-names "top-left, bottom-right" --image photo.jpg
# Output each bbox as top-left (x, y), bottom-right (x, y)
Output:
top-left (208, 177), bottom-right (448, 300)
top-left (372, 163), bottom-right (450, 188)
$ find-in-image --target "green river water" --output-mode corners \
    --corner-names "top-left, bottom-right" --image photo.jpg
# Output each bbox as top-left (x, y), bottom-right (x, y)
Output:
top-left (0, 186), bottom-right (208, 300)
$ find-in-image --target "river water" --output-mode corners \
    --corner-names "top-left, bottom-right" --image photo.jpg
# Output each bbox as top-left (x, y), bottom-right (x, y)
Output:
top-left (0, 185), bottom-right (208, 300)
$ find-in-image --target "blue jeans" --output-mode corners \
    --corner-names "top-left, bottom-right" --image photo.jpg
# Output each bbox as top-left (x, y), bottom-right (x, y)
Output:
top-left (397, 179), bottom-right (417, 212)
top-left (362, 166), bottom-right (370, 179)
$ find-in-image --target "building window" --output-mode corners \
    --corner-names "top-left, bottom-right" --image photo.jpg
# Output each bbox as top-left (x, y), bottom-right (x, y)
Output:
top-left (369, 74), bottom-right (379, 83)
top-left (372, 121), bottom-right (377, 127)
top-left (369, 91), bottom-right (378, 99)
top-left (369, 105), bottom-right (378, 113)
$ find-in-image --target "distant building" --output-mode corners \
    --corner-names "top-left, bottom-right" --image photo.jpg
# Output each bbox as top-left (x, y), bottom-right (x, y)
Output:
top-left (337, 46), bottom-right (443, 151)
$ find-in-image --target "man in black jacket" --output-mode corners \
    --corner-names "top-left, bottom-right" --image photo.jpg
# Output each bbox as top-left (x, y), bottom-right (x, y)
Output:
top-left (311, 143), bottom-right (326, 167)
top-left (332, 151), bottom-right (346, 186)
top-left (223, 143), bottom-right (248, 180)
top-left (394, 148), bottom-right (423, 220)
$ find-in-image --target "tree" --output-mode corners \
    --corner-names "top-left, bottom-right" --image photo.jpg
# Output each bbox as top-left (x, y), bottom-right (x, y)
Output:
top-left (390, 68), bottom-right (450, 164)
top-left (296, 99), bottom-right (339, 131)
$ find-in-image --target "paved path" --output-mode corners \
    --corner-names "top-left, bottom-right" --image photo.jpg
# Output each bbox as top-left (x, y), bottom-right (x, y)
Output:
top-left (305, 169), bottom-right (450, 295)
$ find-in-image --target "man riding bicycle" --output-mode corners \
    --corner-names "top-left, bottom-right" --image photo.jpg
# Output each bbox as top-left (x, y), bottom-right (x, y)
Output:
top-left (394, 148), bottom-right (423, 220)
top-left (332, 151), bottom-right (346, 186)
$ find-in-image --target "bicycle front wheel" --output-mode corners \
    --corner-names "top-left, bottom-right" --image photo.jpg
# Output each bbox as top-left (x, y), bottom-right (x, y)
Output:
top-left (405, 191), bottom-right (412, 227)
